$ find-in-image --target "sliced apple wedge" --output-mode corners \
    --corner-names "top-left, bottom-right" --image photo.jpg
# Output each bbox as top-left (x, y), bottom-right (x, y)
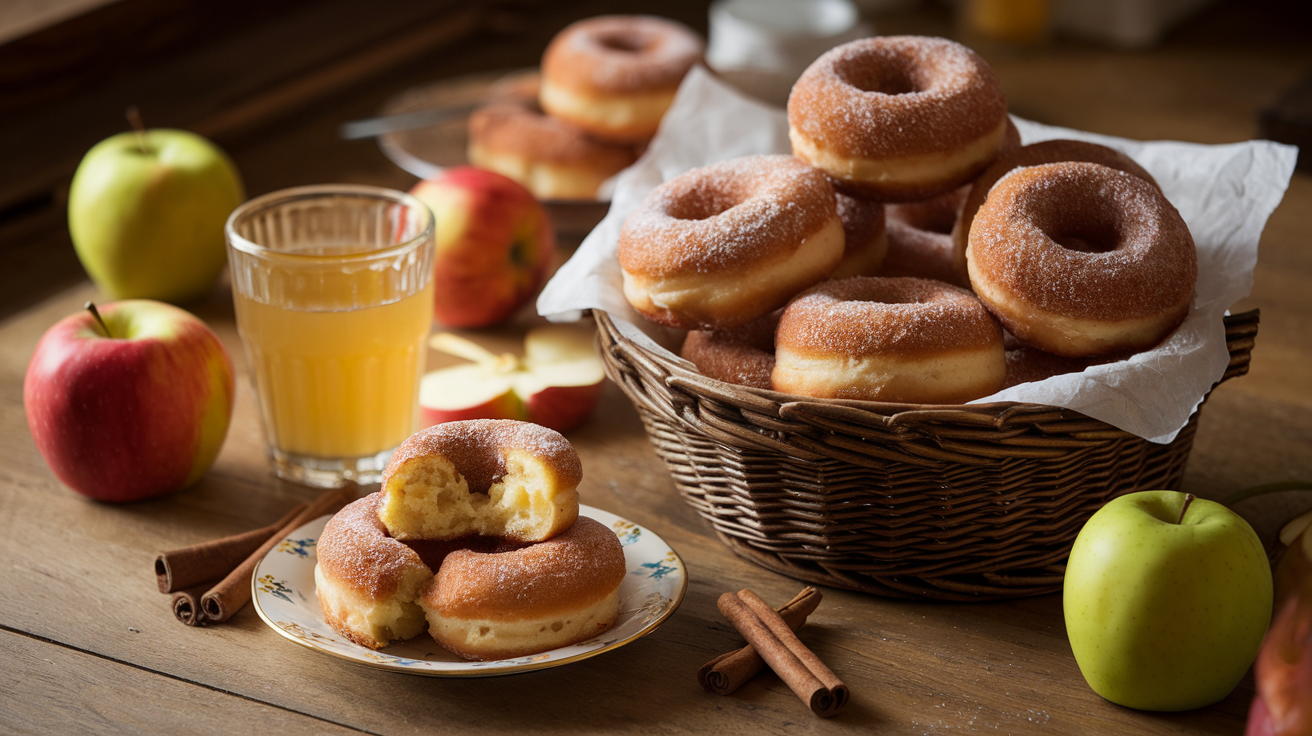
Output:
top-left (419, 325), bottom-right (605, 432)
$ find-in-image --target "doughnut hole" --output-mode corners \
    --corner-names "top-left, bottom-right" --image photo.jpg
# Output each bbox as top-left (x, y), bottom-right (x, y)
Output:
top-left (377, 449), bottom-right (579, 543)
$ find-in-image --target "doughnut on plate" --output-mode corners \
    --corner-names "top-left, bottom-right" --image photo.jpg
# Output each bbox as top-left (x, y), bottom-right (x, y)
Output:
top-left (252, 504), bottom-right (685, 677)
top-left (376, 68), bottom-right (611, 237)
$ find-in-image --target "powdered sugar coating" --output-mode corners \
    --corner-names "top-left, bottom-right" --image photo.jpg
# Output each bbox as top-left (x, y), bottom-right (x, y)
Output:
top-left (383, 420), bottom-right (582, 496)
top-left (955, 139), bottom-right (1159, 256)
top-left (968, 162), bottom-right (1196, 321)
top-left (469, 101), bottom-right (639, 168)
top-left (787, 36), bottom-right (1007, 159)
top-left (424, 516), bottom-right (625, 620)
top-left (541, 15), bottom-right (703, 95)
top-left (318, 493), bottom-right (429, 600)
top-left (777, 276), bottom-right (1002, 358)
top-left (680, 310), bottom-right (779, 389)
top-left (617, 154), bottom-right (837, 276)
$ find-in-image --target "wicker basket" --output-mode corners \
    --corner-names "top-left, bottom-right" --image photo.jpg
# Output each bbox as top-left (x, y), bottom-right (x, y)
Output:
top-left (596, 309), bottom-right (1260, 601)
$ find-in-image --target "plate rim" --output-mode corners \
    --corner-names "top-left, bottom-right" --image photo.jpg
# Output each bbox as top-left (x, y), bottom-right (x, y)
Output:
top-left (251, 503), bottom-right (688, 678)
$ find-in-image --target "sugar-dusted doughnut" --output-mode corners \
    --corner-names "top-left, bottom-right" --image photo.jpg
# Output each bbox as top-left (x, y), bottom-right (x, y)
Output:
top-left (376, 419), bottom-right (581, 543)
top-left (468, 101), bottom-right (638, 200)
top-left (773, 277), bottom-right (1005, 403)
top-left (315, 493), bottom-right (433, 649)
top-left (952, 139), bottom-right (1159, 278)
top-left (968, 162), bottom-right (1196, 357)
top-left (540, 15), bottom-right (703, 143)
top-left (420, 515), bottom-right (626, 660)
top-left (880, 185), bottom-right (971, 288)
top-left (830, 193), bottom-right (888, 278)
top-left (787, 36), bottom-right (1009, 202)
top-left (617, 154), bottom-right (844, 330)
top-left (680, 310), bottom-right (779, 390)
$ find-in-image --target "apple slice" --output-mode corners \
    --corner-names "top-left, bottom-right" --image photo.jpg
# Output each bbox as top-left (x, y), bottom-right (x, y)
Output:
top-left (419, 326), bottom-right (604, 432)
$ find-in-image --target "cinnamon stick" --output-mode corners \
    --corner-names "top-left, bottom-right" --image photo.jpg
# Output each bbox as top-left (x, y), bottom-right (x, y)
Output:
top-left (155, 502), bottom-right (308, 593)
top-left (699, 587), bottom-right (821, 695)
top-left (716, 588), bottom-right (849, 717)
top-left (197, 488), bottom-right (353, 624)
top-left (171, 586), bottom-right (207, 627)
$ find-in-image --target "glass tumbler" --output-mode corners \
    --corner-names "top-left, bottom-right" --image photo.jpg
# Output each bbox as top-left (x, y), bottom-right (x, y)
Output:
top-left (225, 185), bottom-right (435, 487)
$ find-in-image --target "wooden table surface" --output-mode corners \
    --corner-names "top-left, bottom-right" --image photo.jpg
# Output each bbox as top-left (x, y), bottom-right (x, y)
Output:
top-left (2, 1), bottom-right (1310, 734)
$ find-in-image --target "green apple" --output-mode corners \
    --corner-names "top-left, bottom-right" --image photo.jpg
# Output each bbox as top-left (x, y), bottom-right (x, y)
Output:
top-left (1064, 490), bottom-right (1273, 711)
top-left (69, 129), bottom-right (245, 303)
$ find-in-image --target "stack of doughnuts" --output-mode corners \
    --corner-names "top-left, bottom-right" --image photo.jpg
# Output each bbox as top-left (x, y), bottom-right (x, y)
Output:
top-left (468, 15), bottom-right (704, 201)
top-left (315, 420), bottom-right (626, 660)
top-left (611, 35), bottom-right (1197, 404)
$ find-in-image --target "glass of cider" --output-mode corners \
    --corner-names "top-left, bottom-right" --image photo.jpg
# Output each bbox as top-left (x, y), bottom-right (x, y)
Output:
top-left (225, 185), bottom-right (435, 487)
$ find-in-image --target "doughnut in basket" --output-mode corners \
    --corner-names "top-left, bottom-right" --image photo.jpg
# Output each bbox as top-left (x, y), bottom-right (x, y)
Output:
top-left (315, 420), bottom-right (625, 658)
top-left (680, 311), bottom-right (780, 390)
top-left (787, 36), bottom-right (1009, 202)
top-left (880, 185), bottom-right (971, 288)
top-left (617, 154), bottom-right (844, 330)
top-left (967, 161), bottom-right (1197, 358)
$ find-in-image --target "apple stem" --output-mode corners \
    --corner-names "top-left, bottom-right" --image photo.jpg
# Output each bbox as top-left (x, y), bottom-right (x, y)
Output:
top-left (429, 332), bottom-right (504, 365)
top-left (1176, 493), bottom-right (1196, 525)
top-left (85, 301), bottom-right (112, 338)
top-left (125, 105), bottom-right (150, 154)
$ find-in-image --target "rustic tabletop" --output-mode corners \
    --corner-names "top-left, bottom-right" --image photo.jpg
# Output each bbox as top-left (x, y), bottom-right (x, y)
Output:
top-left (2, 1), bottom-right (1310, 734)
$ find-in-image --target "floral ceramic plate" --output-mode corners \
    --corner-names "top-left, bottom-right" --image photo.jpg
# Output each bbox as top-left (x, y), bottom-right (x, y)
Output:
top-left (251, 504), bottom-right (686, 677)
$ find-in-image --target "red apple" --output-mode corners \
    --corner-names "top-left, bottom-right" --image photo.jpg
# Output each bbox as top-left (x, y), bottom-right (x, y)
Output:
top-left (1248, 511), bottom-right (1312, 736)
top-left (24, 300), bottom-right (235, 502)
top-left (419, 325), bottom-right (604, 432)
top-left (409, 166), bottom-right (556, 327)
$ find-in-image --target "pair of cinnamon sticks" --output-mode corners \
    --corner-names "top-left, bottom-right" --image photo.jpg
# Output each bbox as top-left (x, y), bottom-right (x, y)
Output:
top-left (698, 587), bottom-right (849, 718)
top-left (155, 488), bottom-right (351, 626)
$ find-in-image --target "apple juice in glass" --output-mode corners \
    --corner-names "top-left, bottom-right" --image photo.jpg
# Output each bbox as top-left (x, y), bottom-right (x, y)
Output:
top-left (225, 185), bottom-right (434, 487)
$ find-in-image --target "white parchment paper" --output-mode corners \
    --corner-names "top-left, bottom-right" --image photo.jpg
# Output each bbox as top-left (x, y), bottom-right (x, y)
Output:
top-left (538, 65), bottom-right (1298, 443)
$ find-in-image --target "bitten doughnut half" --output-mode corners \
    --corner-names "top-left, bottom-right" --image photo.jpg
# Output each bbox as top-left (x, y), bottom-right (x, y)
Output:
top-left (773, 277), bottom-right (1005, 403)
top-left (830, 193), bottom-right (888, 278)
top-left (787, 36), bottom-right (1009, 202)
top-left (468, 101), bottom-right (638, 200)
top-left (540, 15), bottom-right (704, 143)
top-left (952, 139), bottom-right (1159, 278)
top-left (420, 516), bottom-right (626, 660)
top-left (680, 311), bottom-right (779, 389)
top-left (967, 162), bottom-right (1197, 358)
top-left (617, 155), bottom-right (844, 330)
top-left (376, 420), bottom-right (581, 543)
top-left (880, 185), bottom-right (971, 288)
top-left (315, 493), bottom-right (433, 650)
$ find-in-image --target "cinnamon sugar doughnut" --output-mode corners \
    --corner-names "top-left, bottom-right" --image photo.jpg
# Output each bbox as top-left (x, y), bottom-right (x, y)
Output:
top-left (540, 16), bottom-right (704, 143)
top-left (967, 162), bottom-right (1196, 357)
top-left (952, 139), bottom-right (1159, 278)
top-left (376, 420), bottom-right (581, 544)
top-left (468, 101), bottom-right (638, 200)
top-left (788, 36), bottom-right (1009, 202)
top-left (315, 493), bottom-right (433, 649)
top-left (880, 185), bottom-right (971, 287)
top-left (680, 311), bottom-right (779, 389)
top-left (830, 193), bottom-right (888, 278)
top-left (773, 277), bottom-right (1005, 403)
top-left (617, 155), bottom-right (844, 330)
top-left (420, 516), bottom-right (626, 660)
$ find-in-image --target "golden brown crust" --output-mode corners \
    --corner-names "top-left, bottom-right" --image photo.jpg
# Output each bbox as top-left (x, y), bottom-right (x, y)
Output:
top-left (787, 37), bottom-right (1007, 162)
top-left (382, 420), bottom-right (582, 497)
top-left (954, 139), bottom-right (1159, 260)
top-left (468, 101), bottom-right (639, 171)
top-left (776, 276), bottom-right (1002, 359)
top-left (317, 494), bottom-right (429, 601)
top-left (422, 516), bottom-right (625, 621)
top-left (680, 311), bottom-right (779, 389)
top-left (541, 15), bottom-right (703, 96)
top-left (968, 162), bottom-right (1195, 332)
top-left (618, 155), bottom-right (837, 278)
